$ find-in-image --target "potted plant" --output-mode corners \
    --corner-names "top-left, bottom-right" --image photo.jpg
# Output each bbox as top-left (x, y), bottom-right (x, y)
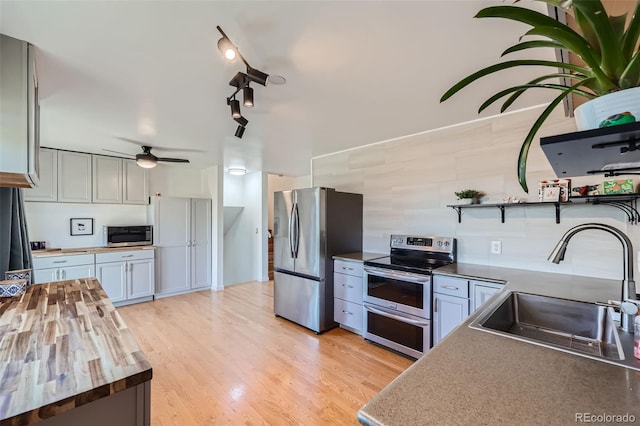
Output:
top-left (455, 189), bottom-right (483, 204)
top-left (440, 0), bottom-right (640, 193)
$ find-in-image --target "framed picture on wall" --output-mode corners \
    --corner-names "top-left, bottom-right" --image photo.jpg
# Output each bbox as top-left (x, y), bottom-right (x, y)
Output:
top-left (70, 218), bottom-right (94, 236)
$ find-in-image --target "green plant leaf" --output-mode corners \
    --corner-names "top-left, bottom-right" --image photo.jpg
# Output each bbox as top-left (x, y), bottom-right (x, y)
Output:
top-left (440, 60), bottom-right (590, 103)
top-left (498, 72), bottom-right (593, 112)
top-left (517, 79), bottom-right (594, 193)
top-left (574, 7), bottom-right (601, 55)
top-left (524, 26), bottom-right (614, 92)
top-left (476, 5), bottom-right (576, 31)
top-left (571, 0), bottom-right (626, 80)
top-left (501, 40), bottom-right (564, 56)
top-left (478, 83), bottom-right (595, 113)
top-left (620, 49), bottom-right (640, 89)
top-left (622, 1), bottom-right (640, 61)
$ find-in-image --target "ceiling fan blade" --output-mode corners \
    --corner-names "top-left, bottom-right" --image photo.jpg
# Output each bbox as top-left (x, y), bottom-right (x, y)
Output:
top-left (116, 136), bottom-right (205, 153)
top-left (115, 136), bottom-right (146, 146)
top-left (157, 157), bottom-right (190, 163)
top-left (103, 148), bottom-right (135, 157)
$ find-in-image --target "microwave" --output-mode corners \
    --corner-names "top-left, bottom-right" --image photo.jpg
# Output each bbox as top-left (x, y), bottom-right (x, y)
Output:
top-left (104, 225), bottom-right (153, 248)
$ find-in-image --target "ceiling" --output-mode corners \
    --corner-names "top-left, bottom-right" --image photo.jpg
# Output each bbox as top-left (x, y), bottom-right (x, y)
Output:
top-left (0, 1), bottom-right (558, 177)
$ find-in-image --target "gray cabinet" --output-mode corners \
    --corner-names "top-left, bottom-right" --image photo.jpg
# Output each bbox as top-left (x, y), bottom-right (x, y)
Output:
top-left (150, 196), bottom-right (211, 297)
top-left (92, 155), bottom-right (123, 203)
top-left (471, 280), bottom-right (503, 313)
top-left (0, 35), bottom-right (39, 188)
top-left (58, 151), bottom-right (92, 203)
top-left (432, 275), bottom-right (470, 346)
top-left (96, 250), bottom-right (155, 306)
top-left (123, 159), bottom-right (149, 204)
top-left (333, 259), bottom-right (364, 334)
top-left (24, 148), bottom-right (57, 201)
top-left (33, 254), bottom-right (95, 284)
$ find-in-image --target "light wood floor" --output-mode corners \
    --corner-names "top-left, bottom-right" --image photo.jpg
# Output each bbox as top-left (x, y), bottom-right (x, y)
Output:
top-left (118, 281), bottom-right (413, 425)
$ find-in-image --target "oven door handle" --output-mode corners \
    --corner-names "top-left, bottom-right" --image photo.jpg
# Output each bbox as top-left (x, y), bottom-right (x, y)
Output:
top-left (364, 267), bottom-right (430, 284)
top-left (364, 304), bottom-right (430, 326)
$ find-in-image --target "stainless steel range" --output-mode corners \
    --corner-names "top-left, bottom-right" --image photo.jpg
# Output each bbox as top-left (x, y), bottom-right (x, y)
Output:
top-left (363, 235), bottom-right (456, 358)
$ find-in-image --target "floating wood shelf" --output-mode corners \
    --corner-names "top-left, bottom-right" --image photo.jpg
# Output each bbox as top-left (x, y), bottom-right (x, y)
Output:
top-left (447, 194), bottom-right (640, 224)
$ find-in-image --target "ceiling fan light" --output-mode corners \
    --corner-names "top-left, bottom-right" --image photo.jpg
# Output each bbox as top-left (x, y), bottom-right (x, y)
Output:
top-left (228, 167), bottom-right (247, 176)
top-left (243, 86), bottom-right (254, 108)
top-left (230, 99), bottom-right (241, 118)
top-left (136, 157), bottom-right (157, 168)
top-left (217, 37), bottom-right (237, 62)
top-left (246, 66), bottom-right (269, 86)
top-left (235, 125), bottom-right (246, 138)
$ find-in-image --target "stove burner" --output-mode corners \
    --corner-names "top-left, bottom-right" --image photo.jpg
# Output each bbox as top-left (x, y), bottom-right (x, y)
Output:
top-left (364, 234), bottom-right (457, 274)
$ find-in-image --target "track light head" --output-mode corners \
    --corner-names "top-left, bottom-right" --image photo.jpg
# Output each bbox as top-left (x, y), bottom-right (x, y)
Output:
top-left (229, 99), bottom-right (241, 118)
top-left (217, 37), bottom-right (238, 62)
top-left (247, 66), bottom-right (269, 86)
top-left (234, 116), bottom-right (248, 127)
top-left (243, 86), bottom-right (254, 108)
top-left (235, 125), bottom-right (246, 138)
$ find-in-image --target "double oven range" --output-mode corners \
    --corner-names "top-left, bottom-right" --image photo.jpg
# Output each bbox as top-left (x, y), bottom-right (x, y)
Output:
top-left (363, 235), bottom-right (456, 358)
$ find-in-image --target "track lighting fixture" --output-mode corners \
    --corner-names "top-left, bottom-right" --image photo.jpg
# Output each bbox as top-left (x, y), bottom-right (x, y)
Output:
top-left (243, 86), bottom-right (254, 108)
top-left (234, 116), bottom-right (248, 127)
top-left (217, 25), bottom-right (284, 138)
top-left (229, 98), bottom-right (241, 118)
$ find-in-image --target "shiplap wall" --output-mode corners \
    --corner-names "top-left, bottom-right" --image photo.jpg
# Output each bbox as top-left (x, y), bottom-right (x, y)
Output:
top-left (312, 106), bottom-right (640, 280)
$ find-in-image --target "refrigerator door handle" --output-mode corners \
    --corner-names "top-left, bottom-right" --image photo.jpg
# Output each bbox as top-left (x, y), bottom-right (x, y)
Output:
top-left (293, 203), bottom-right (300, 258)
top-left (288, 204), bottom-right (295, 258)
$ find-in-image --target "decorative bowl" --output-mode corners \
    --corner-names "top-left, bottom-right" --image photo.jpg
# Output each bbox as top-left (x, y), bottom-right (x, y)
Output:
top-left (0, 279), bottom-right (28, 298)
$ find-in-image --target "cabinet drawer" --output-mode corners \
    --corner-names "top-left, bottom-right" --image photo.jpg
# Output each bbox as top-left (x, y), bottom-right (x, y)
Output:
top-left (33, 253), bottom-right (95, 269)
top-left (333, 273), bottom-right (363, 304)
top-left (433, 275), bottom-right (469, 298)
top-left (334, 259), bottom-right (363, 277)
top-left (334, 298), bottom-right (362, 332)
top-left (95, 249), bottom-right (155, 264)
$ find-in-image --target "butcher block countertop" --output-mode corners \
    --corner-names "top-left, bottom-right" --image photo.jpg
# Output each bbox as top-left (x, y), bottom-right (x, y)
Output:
top-left (0, 278), bottom-right (152, 425)
top-left (31, 246), bottom-right (155, 258)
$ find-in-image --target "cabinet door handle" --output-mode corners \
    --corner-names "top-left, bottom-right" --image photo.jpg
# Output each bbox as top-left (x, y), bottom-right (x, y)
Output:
top-left (62, 270), bottom-right (66, 279)
top-left (342, 284), bottom-right (354, 288)
top-left (55, 269), bottom-right (60, 280)
top-left (342, 310), bottom-right (353, 315)
top-left (53, 260), bottom-right (67, 264)
top-left (441, 285), bottom-right (459, 290)
top-left (122, 255), bottom-right (134, 258)
top-left (434, 301), bottom-right (437, 313)
top-left (342, 267), bottom-right (354, 271)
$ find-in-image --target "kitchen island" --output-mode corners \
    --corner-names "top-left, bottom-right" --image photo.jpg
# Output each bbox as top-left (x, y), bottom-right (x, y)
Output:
top-left (0, 278), bottom-right (152, 425)
top-left (358, 264), bottom-right (640, 425)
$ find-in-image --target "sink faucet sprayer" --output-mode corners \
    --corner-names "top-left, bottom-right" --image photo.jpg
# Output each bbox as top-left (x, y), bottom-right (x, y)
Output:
top-left (548, 223), bottom-right (637, 332)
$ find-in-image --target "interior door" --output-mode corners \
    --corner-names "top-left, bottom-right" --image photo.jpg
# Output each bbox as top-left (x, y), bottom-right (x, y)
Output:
top-left (273, 190), bottom-right (295, 273)
top-left (293, 188), bottom-right (320, 278)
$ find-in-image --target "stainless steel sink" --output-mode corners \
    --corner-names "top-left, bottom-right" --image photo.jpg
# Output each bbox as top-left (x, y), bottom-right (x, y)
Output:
top-left (468, 291), bottom-right (639, 368)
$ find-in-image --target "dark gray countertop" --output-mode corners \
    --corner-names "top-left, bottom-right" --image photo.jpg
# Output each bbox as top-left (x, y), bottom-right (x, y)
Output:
top-left (358, 265), bottom-right (640, 425)
top-left (333, 252), bottom-right (387, 262)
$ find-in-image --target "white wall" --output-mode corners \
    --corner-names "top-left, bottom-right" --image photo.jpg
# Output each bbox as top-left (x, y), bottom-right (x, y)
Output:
top-left (25, 202), bottom-right (148, 248)
top-left (312, 105), bottom-right (640, 281)
top-left (267, 174), bottom-right (310, 231)
top-left (223, 171), bottom-right (268, 285)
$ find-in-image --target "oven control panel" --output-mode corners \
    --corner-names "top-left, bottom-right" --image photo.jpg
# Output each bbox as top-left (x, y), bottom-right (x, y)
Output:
top-left (390, 234), bottom-right (455, 253)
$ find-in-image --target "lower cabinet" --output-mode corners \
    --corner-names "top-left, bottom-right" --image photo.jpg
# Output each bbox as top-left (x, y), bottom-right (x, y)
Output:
top-left (96, 250), bottom-right (155, 306)
top-left (33, 254), bottom-right (95, 284)
top-left (433, 293), bottom-right (469, 345)
top-left (471, 280), bottom-right (502, 313)
top-left (333, 259), bottom-right (364, 334)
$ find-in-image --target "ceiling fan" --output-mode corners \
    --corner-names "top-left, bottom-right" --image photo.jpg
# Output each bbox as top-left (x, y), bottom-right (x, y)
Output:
top-left (103, 144), bottom-right (191, 169)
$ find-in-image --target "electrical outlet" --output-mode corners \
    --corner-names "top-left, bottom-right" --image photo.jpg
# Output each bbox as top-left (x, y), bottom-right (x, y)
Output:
top-left (491, 240), bottom-right (502, 255)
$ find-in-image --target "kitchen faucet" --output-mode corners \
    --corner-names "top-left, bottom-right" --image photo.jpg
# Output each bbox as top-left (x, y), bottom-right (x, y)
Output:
top-left (548, 223), bottom-right (637, 332)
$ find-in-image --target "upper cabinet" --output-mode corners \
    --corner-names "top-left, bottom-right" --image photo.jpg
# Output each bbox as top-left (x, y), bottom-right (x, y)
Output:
top-left (23, 148), bottom-right (57, 202)
top-left (25, 148), bottom-right (149, 205)
top-left (123, 159), bottom-right (149, 205)
top-left (0, 34), bottom-right (39, 188)
top-left (58, 151), bottom-right (92, 203)
top-left (93, 155), bottom-right (123, 203)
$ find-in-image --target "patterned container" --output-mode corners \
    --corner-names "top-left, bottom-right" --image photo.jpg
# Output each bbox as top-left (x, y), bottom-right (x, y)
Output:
top-left (0, 279), bottom-right (28, 298)
top-left (4, 269), bottom-right (32, 286)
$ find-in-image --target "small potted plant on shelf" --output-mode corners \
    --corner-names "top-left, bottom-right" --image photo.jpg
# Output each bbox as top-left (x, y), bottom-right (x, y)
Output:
top-left (455, 189), bottom-right (483, 205)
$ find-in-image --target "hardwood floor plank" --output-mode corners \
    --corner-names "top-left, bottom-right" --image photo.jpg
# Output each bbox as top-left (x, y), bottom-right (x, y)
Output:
top-left (118, 281), bottom-right (412, 425)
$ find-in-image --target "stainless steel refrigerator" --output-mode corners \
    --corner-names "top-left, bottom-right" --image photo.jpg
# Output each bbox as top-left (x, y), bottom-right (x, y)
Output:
top-left (273, 187), bottom-right (362, 333)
